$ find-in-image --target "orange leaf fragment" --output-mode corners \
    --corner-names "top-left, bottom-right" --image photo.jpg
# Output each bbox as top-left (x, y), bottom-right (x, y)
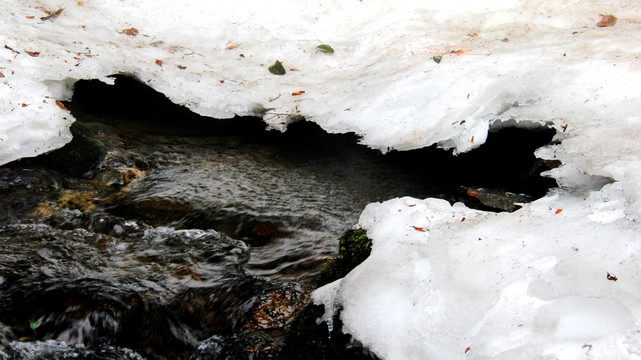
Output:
top-left (26, 15), bottom-right (35, 19)
top-left (25, 51), bottom-right (40, 57)
top-left (55, 100), bottom-right (68, 111)
top-left (291, 90), bottom-right (305, 96)
top-left (155, 59), bottom-right (163, 67)
top-left (465, 347), bottom-right (471, 354)
top-left (0, 71), bottom-right (4, 78)
top-left (226, 44), bottom-right (239, 50)
top-left (467, 189), bottom-right (479, 197)
top-left (597, 15), bottom-right (617, 27)
top-left (122, 27), bottom-right (139, 36)
top-left (21, 103), bottom-right (27, 107)
top-left (555, 208), bottom-right (563, 214)
top-left (412, 226), bottom-right (427, 232)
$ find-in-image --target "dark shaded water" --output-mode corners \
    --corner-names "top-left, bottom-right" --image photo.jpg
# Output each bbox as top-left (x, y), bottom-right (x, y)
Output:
top-left (0, 76), bottom-right (558, 359)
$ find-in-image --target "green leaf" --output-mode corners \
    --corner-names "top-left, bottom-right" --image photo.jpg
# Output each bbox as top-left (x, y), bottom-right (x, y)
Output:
top-left (432, 55), bottom-right (442, 64)
top-left (316, 44), bottom-right (334, 54)
top-left (29, 318), bottom-right (41, 334)
top-left (268, 60), bottom-right (286, 75)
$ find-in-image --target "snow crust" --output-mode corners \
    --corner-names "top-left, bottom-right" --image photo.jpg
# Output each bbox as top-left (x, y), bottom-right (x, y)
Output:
top-left (2, 0), bottom-right (641, 359)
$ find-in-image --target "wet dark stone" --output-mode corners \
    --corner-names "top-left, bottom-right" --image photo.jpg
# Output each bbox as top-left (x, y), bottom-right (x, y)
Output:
top-left (190, 282), bottom-right (311, 360)
top-left (14, 120), bottom-right (104, 178)
top-left (317, 229), bottom-right (372, 287)
top-left (280, 305), bottom-right (380, 360)
top-left (3, 340), bottom-right (144, 360)
top-left (0, 224), bottom-right (258, 359)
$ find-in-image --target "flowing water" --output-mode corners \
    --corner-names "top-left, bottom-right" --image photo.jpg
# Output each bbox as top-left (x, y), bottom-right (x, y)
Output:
top-left (0, 76), bottom-right (558, 359)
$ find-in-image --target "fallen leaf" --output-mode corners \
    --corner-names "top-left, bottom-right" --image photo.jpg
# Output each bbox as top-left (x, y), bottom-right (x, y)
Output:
top-left (25, 51), bottom-right (40, 57)
top-left (41, 8), bottom-right (63, 21)
top-left (77, 1), bottom-right (84, 5)
top-left (268, 60), bottom-right (286, 75)
top-left (177, 65), bottom-right (187, 70)
top-left (412, 226), bottom-right (427, 232)
top-left (597, 15), bottom-right (617, 27)
top-left (466, 189), bottom-right (479, 197)
top-left (607, 272), bottom-right (618, 281)
top-left (226, 44), bottom-right (239, 50)
top-left (21, 103), bottom-right (27, 107)
top-left (291, 90), bottom-right (305, 96)
top-left (0, 71), bottom-right (4, 78)
top-left (26, 15), bottom-right (35, 19)
top-left (433, 55), bottom-right (442, 64)
top-left (122, 27), bottom-right (139, 36)
top-left (465, 347), bottom-right (471, 354)
top-left (316, 44), bottom-right (334, 53)
top-left (555, 208), bottom-right (563, 214)
top-left (408, 204), bottom-right (416, 207)
top-left (55, 100), bottom-right (68, 111)
top-left (155, 59), bottom-right (163, 67)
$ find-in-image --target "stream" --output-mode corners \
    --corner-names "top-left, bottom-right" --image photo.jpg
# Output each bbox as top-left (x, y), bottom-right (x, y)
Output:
top-left (0, 76), bottom-right (558, 359)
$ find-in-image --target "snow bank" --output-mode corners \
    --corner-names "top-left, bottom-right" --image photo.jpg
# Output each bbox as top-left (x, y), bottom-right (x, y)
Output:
top-left (2, 0), bottom-right (641, 358)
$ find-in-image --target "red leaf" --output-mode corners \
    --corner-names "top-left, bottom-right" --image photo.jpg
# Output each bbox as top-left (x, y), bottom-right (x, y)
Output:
top-left (0, 71), bottom-right (4, 78)
top-left (55, 100), bottom-right (68, 111)
top-left (291, 90), bottom-right (305, 96)
top-left (465, 347), bottom-right (471, 354)
top-left (155, 59), bottom-right (163, 67)
top-left (412, 226), bottom-right (427, 232)
top-left (466, 189), bottom-right (479, 197)
top-left (26, 51), bottom-right (40, 57)
top-left (21, 103), bottom-right (27, 107)
top-left (122, 27), bottom-right (139, 36)
top-left (408, 204), bottom-right (416, 207)
top-left (555, 208), bottom-right (563, 214)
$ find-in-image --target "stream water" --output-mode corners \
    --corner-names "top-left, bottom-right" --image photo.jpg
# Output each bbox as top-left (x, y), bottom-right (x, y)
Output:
top-left (0, 76), bottom-right (558, 359)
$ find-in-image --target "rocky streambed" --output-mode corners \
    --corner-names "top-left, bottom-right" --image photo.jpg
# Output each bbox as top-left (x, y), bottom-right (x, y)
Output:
top-left (0, 76), bottom-right (558, 359)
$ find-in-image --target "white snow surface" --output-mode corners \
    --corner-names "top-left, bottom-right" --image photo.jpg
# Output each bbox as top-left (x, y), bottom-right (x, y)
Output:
top-left (2, 0), bottom-right (641, 359)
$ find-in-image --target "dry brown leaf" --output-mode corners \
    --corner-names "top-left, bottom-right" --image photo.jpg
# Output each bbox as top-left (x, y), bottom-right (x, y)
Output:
top-left (597, 15), bottom-right (617, 27)
top-left (122, 27), bottom-right (139, 36)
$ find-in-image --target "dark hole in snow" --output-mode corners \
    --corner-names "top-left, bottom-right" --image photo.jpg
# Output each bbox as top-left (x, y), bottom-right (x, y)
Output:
top-left (70, 74), bottom-right (558, 207)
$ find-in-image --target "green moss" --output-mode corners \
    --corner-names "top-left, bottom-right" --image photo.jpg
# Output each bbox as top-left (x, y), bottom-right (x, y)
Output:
top-left (317, 228), bottom-right (372, 287)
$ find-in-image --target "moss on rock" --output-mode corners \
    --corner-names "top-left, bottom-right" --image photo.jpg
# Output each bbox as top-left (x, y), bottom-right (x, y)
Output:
top-left (317, 228), bottom-right (372, 287)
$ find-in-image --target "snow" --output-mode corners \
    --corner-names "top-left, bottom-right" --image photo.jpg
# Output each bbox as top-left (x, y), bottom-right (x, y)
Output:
top-left (2, 0), bottom-right (641, 359)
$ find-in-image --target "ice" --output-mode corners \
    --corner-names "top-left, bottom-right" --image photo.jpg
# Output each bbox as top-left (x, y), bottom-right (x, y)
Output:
top-left (2, 0), bottom-right (641, 358)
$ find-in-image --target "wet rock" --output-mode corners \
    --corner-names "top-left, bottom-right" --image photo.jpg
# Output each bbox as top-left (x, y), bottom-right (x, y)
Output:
top-left (279, 230), bottom-right (379, 360)
top-left (4, 340), bottom-right (144, 360)
top-left (0, 224), bottom-right (257, 359)
top-left (190, 283), bottom-right (311, 360)
top-left (317, 229), bottom-right (372, 287)
top-left (15, 120), bottom-right (104, 178)
top-left (280, 305), bottom-right (380, 360)
top-left (461, 186), bottom-right (532, 212)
